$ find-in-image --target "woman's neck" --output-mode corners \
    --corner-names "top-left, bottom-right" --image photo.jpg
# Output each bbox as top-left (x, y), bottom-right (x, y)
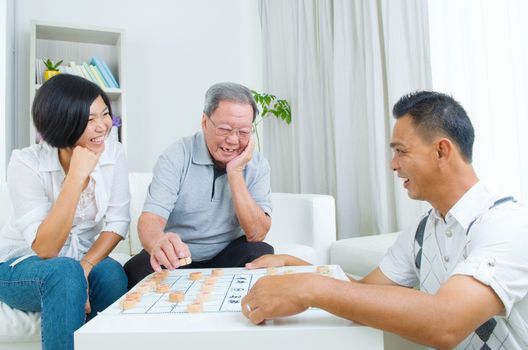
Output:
top-left (58, 147), bottom-right (73, 175)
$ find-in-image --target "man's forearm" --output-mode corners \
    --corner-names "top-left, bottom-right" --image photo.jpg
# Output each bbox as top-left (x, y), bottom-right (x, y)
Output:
top-left (138, 212), bottom-right (168, 253)
top-left (308, 275), bottom-right (500, 350)
top-left (227, 172), bottom-right (271, 241)
top-left (310, 277), bottom-right (445, 347)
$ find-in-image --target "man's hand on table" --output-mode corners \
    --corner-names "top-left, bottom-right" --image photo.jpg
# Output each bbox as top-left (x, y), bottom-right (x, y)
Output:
top-left (241, 273), bottom-right (319, 324)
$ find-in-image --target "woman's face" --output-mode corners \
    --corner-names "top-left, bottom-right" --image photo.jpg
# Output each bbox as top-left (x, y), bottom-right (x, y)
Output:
top-left (75, 95), bottom-right (112, 153)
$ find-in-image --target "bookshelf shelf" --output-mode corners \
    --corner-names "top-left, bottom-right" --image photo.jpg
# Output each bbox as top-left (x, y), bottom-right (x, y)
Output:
top-left (29, 21), bottom-right (127, 150)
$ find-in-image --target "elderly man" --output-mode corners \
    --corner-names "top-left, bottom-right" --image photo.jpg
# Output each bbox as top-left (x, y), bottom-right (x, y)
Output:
top-left (125, 82), bottom-right (273, 288)
top-left (243, 91), bottom-right (528, 350)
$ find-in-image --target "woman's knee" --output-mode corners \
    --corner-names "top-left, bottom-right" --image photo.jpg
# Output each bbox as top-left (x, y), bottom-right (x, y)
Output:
top-left (41, 257), bottom-right (87, 303)
top-left (45, 257), bottom-right (85, 285)
top-left (90, 258), bottom-right (127, 293)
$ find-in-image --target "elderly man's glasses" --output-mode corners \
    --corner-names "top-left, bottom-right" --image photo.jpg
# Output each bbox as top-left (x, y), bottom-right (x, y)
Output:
top-left (207, 117), bottom-right (254, 140)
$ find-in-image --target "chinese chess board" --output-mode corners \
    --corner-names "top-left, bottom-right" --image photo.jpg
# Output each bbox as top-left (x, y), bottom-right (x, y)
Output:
top-left (103, 265), bottom-right (347, 316)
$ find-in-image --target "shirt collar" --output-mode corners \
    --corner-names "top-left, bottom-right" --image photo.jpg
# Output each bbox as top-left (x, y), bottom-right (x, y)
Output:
top-left (432, 181), bottom-right (496, 230)
top-left (37, 142), bottom-right (62, 172)
top-left (37, 141), bottom-right (115, 173)
top-left (192, 132), bottom-right (214, 165)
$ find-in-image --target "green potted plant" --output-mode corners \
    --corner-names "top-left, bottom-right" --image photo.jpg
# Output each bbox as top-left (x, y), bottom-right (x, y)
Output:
top-left (251, 90), bottom-right (292, 150)
top-left (42, 58), bottom-right (63, 81)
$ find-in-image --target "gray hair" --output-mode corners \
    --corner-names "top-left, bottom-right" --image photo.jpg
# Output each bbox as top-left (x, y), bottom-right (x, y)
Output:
top-left (203, 82), bottom-right (259, 121)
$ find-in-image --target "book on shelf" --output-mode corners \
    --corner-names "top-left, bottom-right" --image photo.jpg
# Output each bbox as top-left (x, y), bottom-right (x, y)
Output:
top-left (81, 62), bottom-right (97, 82)
top-left (69, 62), bottom-right (85, 79)
top-left (93, 64), bottom-right (111, 88)
top-left (89, 65), bottom-right (107, 88)
top-left (79, 64), bottom-right (92, 82)
top-left (91, 56), bottom-right (119, 88)
top-left (35, 57), bottom-right (118, 90)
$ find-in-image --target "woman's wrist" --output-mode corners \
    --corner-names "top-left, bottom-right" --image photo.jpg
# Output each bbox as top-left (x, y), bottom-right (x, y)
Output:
top-left (81, 257), bottom-right (95, 267)
top-left (63, 173), bottom-right (87, 190)
top-left (80, 257), bottom-right (95, 276)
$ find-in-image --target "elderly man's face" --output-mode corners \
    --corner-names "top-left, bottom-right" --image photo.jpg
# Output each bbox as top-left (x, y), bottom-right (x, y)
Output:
top-left (390, 114), bottom-right (441, 202)
top-left (202, 100), bottom-right (254, 167)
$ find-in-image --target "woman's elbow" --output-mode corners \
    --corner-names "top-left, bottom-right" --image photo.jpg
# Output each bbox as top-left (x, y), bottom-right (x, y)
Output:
top-left (31, 243), bottom-right (60, 259)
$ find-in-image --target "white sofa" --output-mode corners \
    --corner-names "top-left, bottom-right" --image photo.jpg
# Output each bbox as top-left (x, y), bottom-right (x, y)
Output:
top-left (330, 232), bottom-right (401, 277)
top-left (0, 172), bottom-right (336, 350)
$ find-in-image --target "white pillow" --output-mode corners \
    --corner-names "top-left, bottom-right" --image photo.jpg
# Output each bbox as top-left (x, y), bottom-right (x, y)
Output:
top-left (0, 301), bottom-right (41, 343)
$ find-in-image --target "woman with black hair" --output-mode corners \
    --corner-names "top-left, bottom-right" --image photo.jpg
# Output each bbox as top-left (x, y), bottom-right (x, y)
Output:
top-left (0, 74), bottom-right (130, 350)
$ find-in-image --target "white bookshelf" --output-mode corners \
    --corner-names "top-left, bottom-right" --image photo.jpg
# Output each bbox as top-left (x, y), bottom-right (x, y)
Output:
top-left (29, 21), bottom-right (127, 150)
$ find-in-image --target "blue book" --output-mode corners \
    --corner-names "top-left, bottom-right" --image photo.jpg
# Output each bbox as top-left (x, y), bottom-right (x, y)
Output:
top-left (91, 56), bottom-right (119, 88)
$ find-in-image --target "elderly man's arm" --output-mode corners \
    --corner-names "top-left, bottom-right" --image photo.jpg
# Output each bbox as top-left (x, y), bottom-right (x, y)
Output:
top-left (226, 137), bottom-right (271, 241)
top-left (228, 171), bottom-right (271, 241)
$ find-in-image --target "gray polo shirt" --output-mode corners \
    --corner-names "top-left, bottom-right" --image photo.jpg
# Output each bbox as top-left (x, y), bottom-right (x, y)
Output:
top-left (143, 132), bottom-right (272, 261)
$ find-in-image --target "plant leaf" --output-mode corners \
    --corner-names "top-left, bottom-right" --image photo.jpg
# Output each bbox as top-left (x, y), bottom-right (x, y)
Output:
top-left (251, 89), bottom-right (292, 126)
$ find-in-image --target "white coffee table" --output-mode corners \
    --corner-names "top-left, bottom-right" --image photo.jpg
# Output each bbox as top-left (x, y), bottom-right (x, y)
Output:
top-left (75, 266), bottom-right (383, 350)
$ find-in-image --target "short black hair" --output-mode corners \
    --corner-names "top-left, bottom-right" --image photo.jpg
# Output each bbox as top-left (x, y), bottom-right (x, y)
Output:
top-left (392, 91), bottom-right (474, 163)
top-left (32, 74), bottom-right (112, 148)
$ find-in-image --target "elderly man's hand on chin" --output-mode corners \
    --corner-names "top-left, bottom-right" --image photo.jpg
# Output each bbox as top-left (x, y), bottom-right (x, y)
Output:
top-left (226, 136), bottom-right (255, 174)
top-left (241, 273), bottom-right (322, 324)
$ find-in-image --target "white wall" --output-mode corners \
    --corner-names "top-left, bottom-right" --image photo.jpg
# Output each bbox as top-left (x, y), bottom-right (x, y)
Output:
top-left (13, 0), bottom-right (262, 171)
top-left (0, 0), bottom-right (13, 183)
top-left (428, 0), bottom-right (528, 202)
top-left (0, 0), bottom-right (5, 182)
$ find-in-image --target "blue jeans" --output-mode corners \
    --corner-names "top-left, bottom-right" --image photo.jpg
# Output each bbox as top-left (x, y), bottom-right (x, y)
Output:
top-left (0, 256), bottom-right (127, 350)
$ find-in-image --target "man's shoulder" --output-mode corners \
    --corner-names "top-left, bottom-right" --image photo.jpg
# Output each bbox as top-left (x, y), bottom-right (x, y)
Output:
top-left (482, 200), bottom-right (528, 225)
top-left (248, 149), bottom-right (270, 169)
top-left (160, 134), bottom-right (198, 160)
top-left (471, 200), bottom-right (528, 243)
top-left (165, 134), bottom-right (195, 151)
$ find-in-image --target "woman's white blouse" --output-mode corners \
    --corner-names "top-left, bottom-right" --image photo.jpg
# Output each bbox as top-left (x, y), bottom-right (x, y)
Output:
top-left (0, 141), bottom-right (130, 263)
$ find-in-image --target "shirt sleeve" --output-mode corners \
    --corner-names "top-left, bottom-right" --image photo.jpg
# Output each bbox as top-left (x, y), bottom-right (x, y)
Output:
top-left (379, 227), bottom-right (420, 287)
top-left (142, 142), bottom-right (184, 219)
top-left (6, 151), bottom-right (52, 248)
top-left (451, 205), bottom-right (528, 317)
top-left (102, 143), bottom-right (131, 238)
top-left (245, 152), bottom-right (272, 216)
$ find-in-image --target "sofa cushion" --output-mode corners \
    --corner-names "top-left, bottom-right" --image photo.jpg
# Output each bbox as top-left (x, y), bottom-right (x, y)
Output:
top-left (0, 302), bottom-right (40, 343)
top-left (0, 186), bottom-right (41, 344)
top-left (330, 232), bottom-right (401, 277)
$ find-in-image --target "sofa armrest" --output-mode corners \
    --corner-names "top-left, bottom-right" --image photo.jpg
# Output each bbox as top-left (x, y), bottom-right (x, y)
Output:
top-left (0, 183), bottom-right (12, 230)
top-left (266, 193), bottom-right (336, 264)
top-left (330, 232), bottom-right (401, 277)
top-left (122, 173), bottom-right (153, 256)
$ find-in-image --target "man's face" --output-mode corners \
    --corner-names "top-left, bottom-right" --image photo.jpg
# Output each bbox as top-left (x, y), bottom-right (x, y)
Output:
top-left (202, 100), bottom-right (254, 167)
top-left (390, 114), bottom-right (440, 201)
